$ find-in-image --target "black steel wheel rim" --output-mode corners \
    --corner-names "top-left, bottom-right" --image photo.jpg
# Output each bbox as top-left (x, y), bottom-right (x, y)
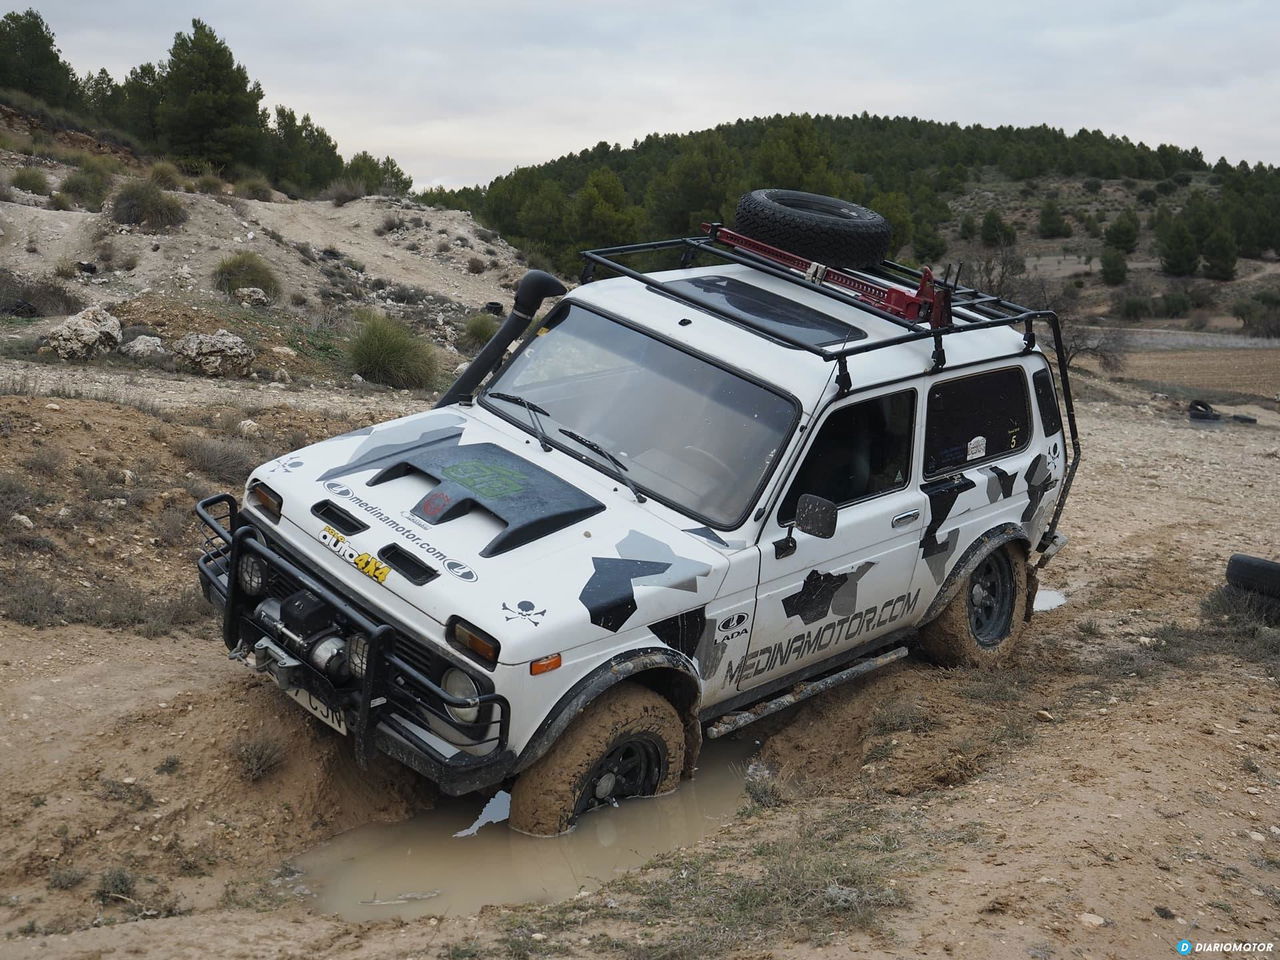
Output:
top-left (968, 550), bottom-right (1014, 646)
top-left (574, 734), bottom-right (665, 817)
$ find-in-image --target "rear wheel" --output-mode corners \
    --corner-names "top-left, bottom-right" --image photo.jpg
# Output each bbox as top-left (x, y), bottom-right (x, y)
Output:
top-left (508, 682), bottom-right (684, 837)
top-left (918, 543), bottom-right (1029, 666)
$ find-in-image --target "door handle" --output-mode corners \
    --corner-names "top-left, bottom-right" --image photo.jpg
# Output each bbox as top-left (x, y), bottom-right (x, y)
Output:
top-left (892, 510), bottom-right (920, 528)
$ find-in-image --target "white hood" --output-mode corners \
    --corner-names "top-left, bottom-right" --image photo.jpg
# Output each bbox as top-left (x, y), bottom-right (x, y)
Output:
top-left (249, 407), bottom-right (734, 662)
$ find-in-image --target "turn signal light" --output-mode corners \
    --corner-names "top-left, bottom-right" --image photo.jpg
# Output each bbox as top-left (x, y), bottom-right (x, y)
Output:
top-left (530, 653), bottom-right (561, 675)
top-left (451, 620), bottom-right (500, 664)
top-left (247, 481), bottom-right (283, 523)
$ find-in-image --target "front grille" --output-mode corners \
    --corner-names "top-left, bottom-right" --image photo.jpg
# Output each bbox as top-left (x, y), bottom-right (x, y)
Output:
top-left (393, 635), bottom-right (442, 682)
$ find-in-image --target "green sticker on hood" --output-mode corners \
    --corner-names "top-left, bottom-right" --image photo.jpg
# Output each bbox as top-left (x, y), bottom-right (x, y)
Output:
top-left (440, 460), bottom-right (527, 498)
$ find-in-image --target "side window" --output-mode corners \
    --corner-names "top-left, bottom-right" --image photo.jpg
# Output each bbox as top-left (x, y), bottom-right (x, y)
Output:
top-left (1033, 367), bottom-right (1063, 436)
top-left (924, 368), bottom-right (1030, 477)
top-left (779, 390), bottom-right (915, 523)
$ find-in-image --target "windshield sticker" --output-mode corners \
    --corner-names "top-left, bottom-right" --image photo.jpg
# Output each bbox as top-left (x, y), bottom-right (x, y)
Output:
top-left (441, 460), bottom-right (527, 498)
top-left (318, 480), bottom-right (478, 583)
top-left (966, 436), bottom-right (987, 460)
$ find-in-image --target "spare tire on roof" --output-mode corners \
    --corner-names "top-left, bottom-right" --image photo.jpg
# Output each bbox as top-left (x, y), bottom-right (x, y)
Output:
top-left (733, 189), bottom-right (892, 269)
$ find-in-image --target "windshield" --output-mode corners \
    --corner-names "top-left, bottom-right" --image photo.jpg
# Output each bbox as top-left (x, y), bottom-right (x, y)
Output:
top-left (482, 303), bottom-right (796, 527)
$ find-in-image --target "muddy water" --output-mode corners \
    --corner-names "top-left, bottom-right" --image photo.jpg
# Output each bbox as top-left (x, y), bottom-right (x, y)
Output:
top-left (296, 738), bottom-right (757, 921)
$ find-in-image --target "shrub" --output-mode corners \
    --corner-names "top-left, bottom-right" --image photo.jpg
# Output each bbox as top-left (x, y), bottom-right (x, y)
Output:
top-left (148, 162), bottom-right (181, 189)
top-left (111, 181), bottom-right (188, 229)
top-left (320, 177), bottom-right (365, 207)
top-left (1136, 188), bottom-right (1158, 205)
top-left (464, 312), bottom-right (499, 348)
top-left (466, 256), bottom-right (486, 274)
top-left (95, 867), bottom-right (136, 903)
top-left (53, 257), bottom-right (75, 279)
top-left (436, 240), bottom-right (451, 253)
top-left (195, 172), bottom-right (224, 194)
top-left (1099, 247), bottom-right (1127, 285)
top-left (0, 267), bottom-right (83, 316)
top-left (1119, 295), bottom-right (1154, 320)
top-left (1188, 285), bottom-right (1214, 309)
top-left (177, 435), bottom-right (263, 483)
top-left (347, 309), bottom-right (437, 388)
top-left (0, 180), bottom-right (9, 202)
top-left (235, 177), bottom-right (273, 201)
top-left (1082, 178), bottom-right (1102, 194)
top-left (48, 865), bottom-right (87, 890)
top-left (60, 169), bottom-right (110, 210)
top-left (1156, 292), bottom-right (1191, 318)
top-left (212, 252), bottom-right (280, 300)
top-left (374, 214), bottom-right (404, 236)
top-left (232, 734), bottom-right (284, 782)
top-left (11, 167), bottom-right (49, 195)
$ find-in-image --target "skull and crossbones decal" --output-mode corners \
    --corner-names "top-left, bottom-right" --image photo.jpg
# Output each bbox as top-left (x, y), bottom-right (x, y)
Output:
top-left (503, 600), bottom-right (545, 625)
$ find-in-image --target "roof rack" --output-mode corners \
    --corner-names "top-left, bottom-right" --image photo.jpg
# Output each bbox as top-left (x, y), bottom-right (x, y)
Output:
top-left (579, 223), bottom-right (1081, 548)
top-left (580, 223), bottom-right (1059, 378)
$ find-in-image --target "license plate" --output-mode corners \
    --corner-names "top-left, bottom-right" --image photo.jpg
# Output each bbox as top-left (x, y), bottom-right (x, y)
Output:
top-left (285, 685), bottom-right (348, 735)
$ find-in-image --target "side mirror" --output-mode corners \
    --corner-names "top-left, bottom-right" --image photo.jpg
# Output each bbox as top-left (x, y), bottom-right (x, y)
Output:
top-left (795, 494), bottom-right (837, 539)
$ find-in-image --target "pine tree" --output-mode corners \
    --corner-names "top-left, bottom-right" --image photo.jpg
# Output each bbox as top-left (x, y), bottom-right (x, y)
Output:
top-left (1158, 219), bottom-right (1200, 277)
top-left (912, 222), bottom-right (946, 265)
top-left (959, 214), bottom-right (976, 240)
top-left (1100, 246), bottom-right (1127, 285)
top-left (156, 20), bottom-right (264, 169)
top-left (1037, 199), bottom-right (1072, 239)
top-left (1103, 208), bottom-right (1139, 254)
top-left (1201, 227), bottom-right (1237, 281)
top-left (0, 9), bottom-right (79, 108)
top-left (981, 209), bottom-right (1005, 247)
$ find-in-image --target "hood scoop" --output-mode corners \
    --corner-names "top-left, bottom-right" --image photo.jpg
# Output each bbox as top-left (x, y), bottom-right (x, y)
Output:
top-left (367, 438), bottom-right (604, 557)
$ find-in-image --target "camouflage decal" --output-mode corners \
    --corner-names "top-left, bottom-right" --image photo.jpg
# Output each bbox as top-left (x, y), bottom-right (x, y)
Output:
top-left (782, 570), bottom-right (848, 625)
top-left (1022, 455), bottom-right (1053, 523)
top-left (985, 464), bottom-right (1016, 501)
top-left (579, 557), bottom-right (672, 632)
top-left (318, 418), bottom-right (465, 482)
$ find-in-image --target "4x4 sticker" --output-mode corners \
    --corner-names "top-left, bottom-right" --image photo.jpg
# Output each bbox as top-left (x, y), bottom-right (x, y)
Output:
top-left (319, 525), bottom-right (390, 584)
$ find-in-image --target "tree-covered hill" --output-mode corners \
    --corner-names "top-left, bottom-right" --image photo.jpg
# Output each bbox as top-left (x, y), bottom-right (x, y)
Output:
top-left (419, 113), bottom-right (1280, 284)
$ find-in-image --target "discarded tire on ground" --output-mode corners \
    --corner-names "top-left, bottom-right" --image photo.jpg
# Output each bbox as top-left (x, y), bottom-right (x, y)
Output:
top-left (508, 681), bottom-right (684, 837)
top-left (734, 189), bottom-right (891, 269)
top-left (1226, 553), bottom-right (1280, 600)
top-left (917, 542), bottom-right (1030, 667)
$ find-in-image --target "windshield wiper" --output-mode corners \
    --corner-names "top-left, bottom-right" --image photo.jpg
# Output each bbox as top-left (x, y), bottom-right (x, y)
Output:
top-left (488, 392), bottom-right (551, 451)
top-left (558, 428), bottom-right (646, 503)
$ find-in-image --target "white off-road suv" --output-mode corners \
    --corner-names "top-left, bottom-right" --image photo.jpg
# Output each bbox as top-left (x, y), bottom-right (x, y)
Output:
top-left (196, 189), bottom-right (1079, 835)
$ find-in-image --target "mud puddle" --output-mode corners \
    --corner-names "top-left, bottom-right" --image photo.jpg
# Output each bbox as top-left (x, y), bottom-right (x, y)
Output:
top-left (295, 738), bottom-right (757, 921)
top-left (1034, 588), bottom-right (1068, 611)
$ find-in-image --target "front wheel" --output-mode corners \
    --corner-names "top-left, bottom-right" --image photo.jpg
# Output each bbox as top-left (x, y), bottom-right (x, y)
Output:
top-left (917, 543), bottom-right (1029, 666)
top-left (508, 682), bottom-right (684, 837)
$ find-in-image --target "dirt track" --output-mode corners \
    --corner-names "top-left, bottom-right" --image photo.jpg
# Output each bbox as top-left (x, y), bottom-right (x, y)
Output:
top-left (0, 361), bottom-right (1277, 958)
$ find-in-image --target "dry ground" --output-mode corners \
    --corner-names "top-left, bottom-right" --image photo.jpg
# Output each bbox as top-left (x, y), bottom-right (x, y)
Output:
top-left (0, 359), bottom-right (1274, 959)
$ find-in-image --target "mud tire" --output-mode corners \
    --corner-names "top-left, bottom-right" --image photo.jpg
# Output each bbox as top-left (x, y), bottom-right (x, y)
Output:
top-left (1226, 553), bottom-right (1280, 600)
top-left (917, 543), bottom-right (1029, 667)
top-left (508, 682), bottom-right (684, 837)
top-left (733, 189), bottom-right (891, 269)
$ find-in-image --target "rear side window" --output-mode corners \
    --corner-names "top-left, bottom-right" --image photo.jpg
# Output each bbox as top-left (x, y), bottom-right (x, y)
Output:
top-left (1033, 368), bottom-right (1063, 436)
top-left (924, 368), bottom-right (1030, 477)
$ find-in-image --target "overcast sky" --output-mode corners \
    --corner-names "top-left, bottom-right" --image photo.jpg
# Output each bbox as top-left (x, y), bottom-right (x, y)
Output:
top-left (28, 0), bottom-right (1280, 189)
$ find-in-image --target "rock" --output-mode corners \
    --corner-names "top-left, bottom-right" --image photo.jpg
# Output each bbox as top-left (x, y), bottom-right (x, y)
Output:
top-left (1248, 831), bottom-right (1266, 842)
top-left (1035, 710), bottom-right (1055, 722)
top-left (1078, 912), bottom-right (1107, 927)
top-left (351, 373), bottom-right (364, 383)
top-left (173, 329), bottom-right (255, 378)
top-left (237, 419), bottom-right (261, 437)
top-left (44, 403), bottom-right (60, 411)
top-left (45, 306), bottom-right (122, 359)
top-left (75, 261), bottom-right (97, 274)
top-left (120, 335), bottom-right (167, 359)
top-left (11, 514), bottom-right (34, 530)
top-left (269, 345), bottom-right (296, 357)
top-left (120, 469), bottom-right (136, 486)
top-left (235, 286), bottom-right (270, 307)
top-left (272, 367), bottom-right (291, 384)
top-left (151, 242), bottom-right (160, 252)
top-left (453, 361), bottom-right (469, 375)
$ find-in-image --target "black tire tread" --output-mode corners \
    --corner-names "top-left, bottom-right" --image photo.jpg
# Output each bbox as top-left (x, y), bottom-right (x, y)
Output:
top-left (1226, 553), bottom-right (1280, 600)
top-left (734, 189), bottom-right (891, 269)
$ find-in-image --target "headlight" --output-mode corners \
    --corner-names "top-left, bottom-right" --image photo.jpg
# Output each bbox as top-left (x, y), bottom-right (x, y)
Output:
top-left (347, 633), bottom-right (369, 680)
top-left (441, 667), bottom-right (480, 724)
top-left (238, 553), bottom-right (267, 597)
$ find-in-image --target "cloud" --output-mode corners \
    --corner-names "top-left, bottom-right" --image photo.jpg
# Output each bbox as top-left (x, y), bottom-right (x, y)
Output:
top-left (32, 0), bottom-right (1279, 188)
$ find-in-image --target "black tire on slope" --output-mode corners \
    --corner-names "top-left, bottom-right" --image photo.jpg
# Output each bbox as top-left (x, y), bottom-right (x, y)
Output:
top-left (1226, 553), bottom-right (1280, 600)
top-left (733, 189), bottom-right (891, 269)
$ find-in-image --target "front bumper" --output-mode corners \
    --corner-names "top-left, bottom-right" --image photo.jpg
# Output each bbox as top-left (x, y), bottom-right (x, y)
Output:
top-left (195, 493), bottom-right (516, 796)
